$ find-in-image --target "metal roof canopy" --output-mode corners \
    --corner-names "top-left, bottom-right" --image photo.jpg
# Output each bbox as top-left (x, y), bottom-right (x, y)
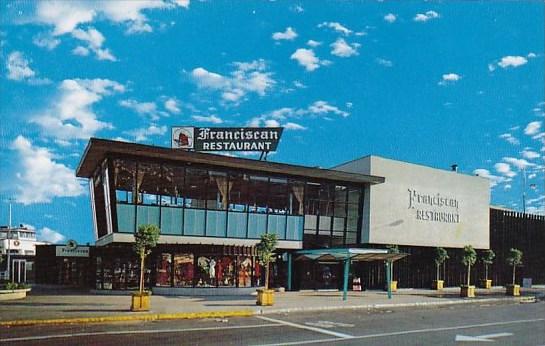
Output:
top-left (295, 248), bottom-right (408, 262)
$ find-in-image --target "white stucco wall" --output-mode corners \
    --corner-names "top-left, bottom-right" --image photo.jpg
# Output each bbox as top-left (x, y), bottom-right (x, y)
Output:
top-left (335, 156), bottom-right (490, 249)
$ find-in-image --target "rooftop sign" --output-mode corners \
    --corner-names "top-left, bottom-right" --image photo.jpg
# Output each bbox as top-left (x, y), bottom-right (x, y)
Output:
top-left (171, 127), bottom-right (283, 152)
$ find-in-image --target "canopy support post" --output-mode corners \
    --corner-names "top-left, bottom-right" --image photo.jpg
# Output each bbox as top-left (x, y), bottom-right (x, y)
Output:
top-left (386, 260), bottom-right (392, 299)
top-left (343, 259), bottom-right (350, 301)
top-left (287, 252), bottom-right (292, 291)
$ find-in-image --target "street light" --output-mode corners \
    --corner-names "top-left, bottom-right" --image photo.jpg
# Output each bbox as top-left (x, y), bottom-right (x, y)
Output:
top-left (5, 198), bottom-right (14, 282)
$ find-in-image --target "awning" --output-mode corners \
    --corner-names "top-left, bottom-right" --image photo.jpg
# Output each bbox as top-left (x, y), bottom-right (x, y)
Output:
top-left (295, 248), bottom-right (408, 262)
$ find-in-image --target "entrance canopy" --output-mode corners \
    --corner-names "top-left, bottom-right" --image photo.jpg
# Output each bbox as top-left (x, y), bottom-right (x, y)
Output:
top-left (290, 248), bottom-right (408, 301)
top-left (295, 248), bottom-right (408, 262)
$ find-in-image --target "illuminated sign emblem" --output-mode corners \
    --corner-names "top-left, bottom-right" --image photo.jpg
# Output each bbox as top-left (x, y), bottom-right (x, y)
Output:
top-left (172, 127), bottom-right (195, 149)
top-left (172, 126), bottom-right (283, 152)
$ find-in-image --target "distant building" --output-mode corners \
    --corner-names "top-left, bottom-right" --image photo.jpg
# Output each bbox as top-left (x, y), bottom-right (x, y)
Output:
top-left (0, 225), bottom-right (47, 282)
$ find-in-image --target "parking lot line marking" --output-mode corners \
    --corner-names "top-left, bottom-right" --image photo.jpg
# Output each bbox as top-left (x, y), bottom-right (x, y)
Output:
top-left (0, 323), bottom-right (280, 343)
top-left (253, 318), bottom-right (545, 346)
top-left (256, 316), bottom-right (354, 339)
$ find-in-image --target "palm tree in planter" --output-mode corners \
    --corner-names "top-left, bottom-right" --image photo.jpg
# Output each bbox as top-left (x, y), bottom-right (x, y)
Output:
top-left (479, 249), bottom-right (495, 289)
top-left (385, 245), bottom-right (400, 292)
top-left (460, 245), bottom-right (477, 298)
top-left (131, 224), bottom-right (160, 311)
top-left (505, 248), bottom-right (523, 296)
top-left (433, 247), bottom-right (449, 290)
top-left (256, 233), bottom-right (278, 306)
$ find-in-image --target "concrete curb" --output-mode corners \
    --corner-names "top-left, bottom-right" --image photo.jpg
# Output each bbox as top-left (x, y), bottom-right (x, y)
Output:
top-left (0, 295), bottom-right (536, 327)
top-left (257, 296), bottom-right (536, 315)
top-left (0, 310), bottom-right (255, 327)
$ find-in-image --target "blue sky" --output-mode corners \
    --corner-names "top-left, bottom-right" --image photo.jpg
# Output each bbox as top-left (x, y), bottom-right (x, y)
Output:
top-left (0, 1), bottom-right (543, 244)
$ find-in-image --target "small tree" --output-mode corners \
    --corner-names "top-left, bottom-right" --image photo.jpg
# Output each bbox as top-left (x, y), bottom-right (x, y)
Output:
top-left (481, 249), bottom-right (495, 281)
top-left (256, 233), bottom-right (278, 290)
top-left (133, 224), bottom-right (160, 295)
top-left (506, 248), bottom-right (523, 285)
top-left (434, 247), bottom-right (449, 282)
top-left (461, 245), bottom-right (477, 286)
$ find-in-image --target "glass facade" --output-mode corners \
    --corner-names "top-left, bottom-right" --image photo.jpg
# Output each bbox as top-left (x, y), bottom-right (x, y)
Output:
top-left (93, 157), bottom-right (364, 248)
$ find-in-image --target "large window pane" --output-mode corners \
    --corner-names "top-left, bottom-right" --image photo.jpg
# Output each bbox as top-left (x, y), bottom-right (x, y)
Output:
top-left (305, 182), bottom-right (320, 215)
top-left (248, 176), bottom-right (268, 213)
top-left (238, 256), bottom-right (252, 287)
top-left (196, 256), bottom-right (217, 287)
top-left (138, 162), bottom-right (161, 205)
top-left (229, 173), bottom-right (249, 212)
top-left (184, 168), bottom-right (208, 209)
top-left (113, 159), bottom-right (135, 203)
top-left (288, 180), bottom-right (305, 215)
top-left (217, 256), bottom-right (236, 287)
top-left (160, 165), bottom-right (184, 207)
top-left (173, 254), bottom-right (194, 287)
top-left (207, 172), bottom-right (228, 210)
top-left (156, 253), bottom-right (172, 287)
top-left (268, 178), bottom-right (288, 214)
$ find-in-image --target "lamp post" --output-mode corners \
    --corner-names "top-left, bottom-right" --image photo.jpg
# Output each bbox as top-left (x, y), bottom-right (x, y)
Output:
top-left (6, 198), bottom-right (13, 282)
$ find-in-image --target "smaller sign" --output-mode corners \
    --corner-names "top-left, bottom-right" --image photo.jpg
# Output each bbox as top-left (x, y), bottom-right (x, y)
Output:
top-left (172, 126), bottom-right (283, 152)
top-left (56, 246), bottom-right (90, 258)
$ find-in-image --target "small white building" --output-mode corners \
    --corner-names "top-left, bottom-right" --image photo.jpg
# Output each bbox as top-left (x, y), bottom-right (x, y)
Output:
top-left (0, 225), bottom-right (47, 282)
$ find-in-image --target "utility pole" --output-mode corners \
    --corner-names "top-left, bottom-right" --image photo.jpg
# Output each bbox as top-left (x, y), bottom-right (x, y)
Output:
top-left (6, 198), bottom-right (14, 282)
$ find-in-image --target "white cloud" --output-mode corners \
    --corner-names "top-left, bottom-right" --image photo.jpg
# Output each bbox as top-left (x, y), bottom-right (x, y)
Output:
top-left (272, 27), bottom-right (297, 41)
top-left (307, 40), bottom-right (321, 47)
top-left (6, 51), bottom-right (36, 81)
top-left (126, 124), bottom-right (167, 141)
top-left (284, 122), bottom-right (306, 130)
top-left (37, 227), bottom-right (66, 244)
top-left (264, 119), bottom-right (280, 127)
top-left (473, 168), bottom-right (504, 188)
top-left (494, 162), bottom-right (517, 178)
top-left (32, 79), bottom-right (124, 141)
top-left (290, 5), bottom-right (304, 13)
top-left (71, 27), bottom-right (116, 61)
top-left (32, 33), bottom-right (61, 50)
top-left (499, 133), bottom-right (520, 145)
top-left (11, 136), bottom-right (85, 205)
top-left (376, 58), bottom-right (393, 67)
top-left (192, 115), bottom-right (223, 124)
top-left (498, 56), bottom-right (528, 69)
top-left (504, 184), bottom-right (512, 191)
top-left (522, 149), bottom-right (540, 160)
top-left (318, 22), bottom-right (352, 35)
top-left (291, 48), bottom-right (322, 71)
top-left (527, 52), bottom-right (537, 58)
top-left (414, 11), bottom-right (440, 22)
top-left (248, 101), bottom-right (349, 129)
top-left (524, 121), bottom-right (542, 135)
top-left (384, 13), bottom-right (397, 23)
top-left (438, 73), bottom-right (461, 85)
top-left (307, 100), bottom-right (349, 117)
top-left (34, 1), bottom-right (187, 36)
top-left (72, 46), bottom-right (90, 56)
top-left (330, 38), bottom-right (360, 58)
top-left (191, 60), bottom-right (274, 103)
top-left (120, 99), bottom-right (167, 121)
top-left (502, 157), bottom-right (535, 170)
top-left (174, 0), bottom-right (190, 9)
top-left (164, 98), bottom-right (181, 114)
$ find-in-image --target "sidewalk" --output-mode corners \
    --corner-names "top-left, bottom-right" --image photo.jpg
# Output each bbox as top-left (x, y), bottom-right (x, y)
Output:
top-left (0, 286), bottom-right (542, 326)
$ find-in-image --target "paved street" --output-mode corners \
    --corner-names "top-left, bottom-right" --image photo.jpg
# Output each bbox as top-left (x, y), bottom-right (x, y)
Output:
top-left (2, 299), bottom-right (543, 345)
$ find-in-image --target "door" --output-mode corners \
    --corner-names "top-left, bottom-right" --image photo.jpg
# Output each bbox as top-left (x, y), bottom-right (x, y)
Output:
top-left (11, 259), bottom-right (27, 283)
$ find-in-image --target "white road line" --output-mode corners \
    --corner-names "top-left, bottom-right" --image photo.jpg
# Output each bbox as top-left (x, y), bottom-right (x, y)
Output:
top-left (253, 318), bottom-right (545, 346)
top-left (0, 323), bottom-right (280, 343)
top-left (256, 316), bottom-right (354, 339)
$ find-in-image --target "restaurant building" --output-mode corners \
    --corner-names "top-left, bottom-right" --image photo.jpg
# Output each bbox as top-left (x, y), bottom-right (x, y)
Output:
top-left (35, 137), bottom-right (544, 292)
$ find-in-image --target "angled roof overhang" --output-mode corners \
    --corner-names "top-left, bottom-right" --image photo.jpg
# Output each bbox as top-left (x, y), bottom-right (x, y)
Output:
top-left (295, 248), bottom-right (408, 262)
top-left (76, 138), bottom-right (385, 185)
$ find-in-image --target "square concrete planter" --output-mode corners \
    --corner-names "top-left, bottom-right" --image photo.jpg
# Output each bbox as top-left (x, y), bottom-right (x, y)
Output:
top-left (479, 279), bottom-right (492, 289)
top-left (506, 284), bottom-right (520, 296)
top-left (432, 280), bottom-right (444, 290)
top-left (384, 281), bottom-right (397, 292)
top-left (256, 288), bottom-right (275, 306)
top-left (131, 291), bottom-right (151, 311)
top-left (460, 285), bottom-right (475, 298)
